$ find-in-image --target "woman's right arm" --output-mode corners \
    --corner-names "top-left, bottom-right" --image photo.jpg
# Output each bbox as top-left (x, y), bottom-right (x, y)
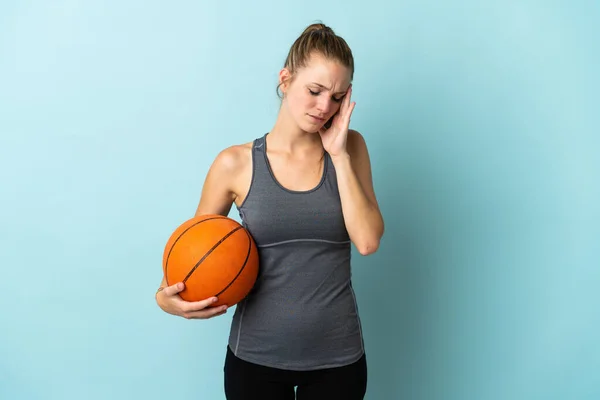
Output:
top-left (155, 146), bottom-right (246, 319)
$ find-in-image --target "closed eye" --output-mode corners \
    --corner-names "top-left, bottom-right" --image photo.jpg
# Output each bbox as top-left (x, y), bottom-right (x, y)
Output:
top-left (309, 89), bottom-right (344, 102)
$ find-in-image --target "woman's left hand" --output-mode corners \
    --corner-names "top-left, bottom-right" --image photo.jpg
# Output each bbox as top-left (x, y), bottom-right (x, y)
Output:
top-left (319, 85), bottom-right (355, 158)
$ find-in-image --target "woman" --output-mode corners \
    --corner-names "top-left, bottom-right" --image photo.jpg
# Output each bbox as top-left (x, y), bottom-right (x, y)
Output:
top-left (156, 22), bottom-right (384, 399)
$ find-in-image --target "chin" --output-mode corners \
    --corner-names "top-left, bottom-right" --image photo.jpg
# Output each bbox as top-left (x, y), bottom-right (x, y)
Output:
top-left (306, 126), bottom-right (323, 134)
top-left (299, 117), bottom-right (325, 133)
top-left (304, 126), bottom-right (321, 134)
top-left (294, 120), bottom-right (318, 133)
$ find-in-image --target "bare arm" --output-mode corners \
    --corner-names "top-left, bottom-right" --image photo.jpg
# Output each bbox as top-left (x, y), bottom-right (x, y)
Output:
top-left (155, 146), bottom-right (247, 317)
top-left (331, 130), bottom-right (384, 255)
top-left (194, 146), bottom-right (244, 217)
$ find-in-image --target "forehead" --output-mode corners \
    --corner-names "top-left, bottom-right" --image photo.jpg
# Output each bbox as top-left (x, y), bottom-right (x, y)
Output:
top-left (296, 54), bottom-right (352, 91)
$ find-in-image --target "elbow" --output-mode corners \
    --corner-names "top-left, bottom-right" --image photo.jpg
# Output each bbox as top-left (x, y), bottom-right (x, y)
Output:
top-left (354, 219), bottom-right (384, 256)
top-left (356, 239), bottom-right (380, 256)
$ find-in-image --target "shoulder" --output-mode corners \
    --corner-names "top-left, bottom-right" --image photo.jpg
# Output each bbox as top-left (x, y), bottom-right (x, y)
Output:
top-left (347, 129), bottom-right (367, 148)
top-left (211, 140), bottom-right (254, 175)
top-left (346, 129), bottom-right (370, 161)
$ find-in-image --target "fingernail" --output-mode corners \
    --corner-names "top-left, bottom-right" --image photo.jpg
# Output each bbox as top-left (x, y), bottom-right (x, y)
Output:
top-left (212, 297), bottom-right (218, 303)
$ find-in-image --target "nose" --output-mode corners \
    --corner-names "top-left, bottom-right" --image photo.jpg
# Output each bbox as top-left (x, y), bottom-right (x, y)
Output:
top-left (316, 97), bottom-right (334, 115)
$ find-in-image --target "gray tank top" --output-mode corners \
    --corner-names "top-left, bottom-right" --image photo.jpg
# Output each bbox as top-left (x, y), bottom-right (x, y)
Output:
top-left (227, 133), bottom-right (365, 371)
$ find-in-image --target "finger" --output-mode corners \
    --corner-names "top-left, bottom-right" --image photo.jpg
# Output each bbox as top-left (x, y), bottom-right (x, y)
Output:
top-left (340, 96), bottom-right (352, 121)
top-left (183, 305), bottom-right (228, 320)
top-left (344, 102), bottom-right (356, 124)
top-left (162, 282), bottom-right (184, 296)
top-left (182, 296), bottom-right (219, 312)
top-left (344, 85), bottom-right (353, 109)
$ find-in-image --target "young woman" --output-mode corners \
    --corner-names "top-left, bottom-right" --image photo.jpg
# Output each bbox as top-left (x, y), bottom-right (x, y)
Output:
top-left (156, 22), bottom-right (384, 399)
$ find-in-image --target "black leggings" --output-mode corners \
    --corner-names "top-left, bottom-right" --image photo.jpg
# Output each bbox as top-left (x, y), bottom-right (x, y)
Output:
top-left (224, 346), bottom-right (368, 400)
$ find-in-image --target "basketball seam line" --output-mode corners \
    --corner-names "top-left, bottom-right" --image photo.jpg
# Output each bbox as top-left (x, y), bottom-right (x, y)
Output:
top-left (214, 229), bottom-right (253, 297)
top-left (182, 226), bottom-right (244, 284)
top-left (164, 216), bottom-right (227, 286)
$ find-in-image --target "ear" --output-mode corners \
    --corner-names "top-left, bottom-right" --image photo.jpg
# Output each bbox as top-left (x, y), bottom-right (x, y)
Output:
top-left (278, 68), bottom-right (292, 95)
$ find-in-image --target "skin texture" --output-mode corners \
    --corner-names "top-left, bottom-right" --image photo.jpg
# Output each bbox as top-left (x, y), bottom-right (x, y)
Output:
top-left (156, 53), bottom-right (384, 320)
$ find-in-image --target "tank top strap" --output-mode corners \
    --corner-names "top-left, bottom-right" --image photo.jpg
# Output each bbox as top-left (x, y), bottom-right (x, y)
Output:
top-left (250, 133), bottom-right (270, 180)
top-left (252, 134), bottom-right (267, 156)
top-left (242, 133), bottom-right (278, 203)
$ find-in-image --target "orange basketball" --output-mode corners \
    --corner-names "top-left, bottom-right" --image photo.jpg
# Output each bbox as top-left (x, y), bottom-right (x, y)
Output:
top-left (162, 214), bottom-right (259, 307)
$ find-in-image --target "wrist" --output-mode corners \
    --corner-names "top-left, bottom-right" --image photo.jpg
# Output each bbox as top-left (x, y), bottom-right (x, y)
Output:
top-left (330, 151), bottom-right (350, 163)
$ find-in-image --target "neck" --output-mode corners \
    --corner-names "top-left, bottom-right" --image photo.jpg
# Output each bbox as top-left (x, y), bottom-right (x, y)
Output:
top-left (267, 104), bottom-right (323, 154)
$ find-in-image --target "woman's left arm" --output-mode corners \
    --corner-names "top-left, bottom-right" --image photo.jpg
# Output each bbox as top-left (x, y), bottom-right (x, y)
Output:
top-left (330, 129), bottom-right (384, 255)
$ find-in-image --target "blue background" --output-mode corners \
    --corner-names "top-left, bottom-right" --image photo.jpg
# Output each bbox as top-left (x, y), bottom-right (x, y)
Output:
top-left (1, 1), bottom-right (598, 399)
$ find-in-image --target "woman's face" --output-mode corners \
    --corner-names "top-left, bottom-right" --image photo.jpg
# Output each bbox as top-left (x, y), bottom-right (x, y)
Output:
top-left (280, 54), bottom-right (352, 133)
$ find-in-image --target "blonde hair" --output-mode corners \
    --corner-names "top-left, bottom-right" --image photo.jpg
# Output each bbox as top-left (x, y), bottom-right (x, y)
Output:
top-left (277, 22), bottom-right (354, 98)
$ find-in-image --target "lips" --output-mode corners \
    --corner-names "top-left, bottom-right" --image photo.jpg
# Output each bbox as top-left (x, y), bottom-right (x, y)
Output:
top-left (308, 114), bottom-right (326, 122)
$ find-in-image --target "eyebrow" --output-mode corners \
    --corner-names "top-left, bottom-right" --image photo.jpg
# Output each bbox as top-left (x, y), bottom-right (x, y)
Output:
top-left (310, 82), bottom-right (347, 95)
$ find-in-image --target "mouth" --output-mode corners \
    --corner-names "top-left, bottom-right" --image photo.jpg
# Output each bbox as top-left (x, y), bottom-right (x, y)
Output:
top-left (308, 114), bottom-right (326, 122)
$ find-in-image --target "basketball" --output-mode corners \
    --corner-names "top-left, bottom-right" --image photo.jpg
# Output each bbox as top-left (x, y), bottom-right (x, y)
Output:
top-left (162, 214), bottom-right (259, 307)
